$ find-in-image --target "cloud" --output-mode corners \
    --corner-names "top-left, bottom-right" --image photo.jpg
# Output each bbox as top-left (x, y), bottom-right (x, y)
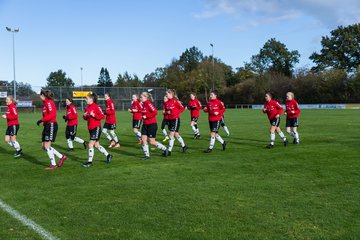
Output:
top-left (195, 0), bottom-right (360, 29)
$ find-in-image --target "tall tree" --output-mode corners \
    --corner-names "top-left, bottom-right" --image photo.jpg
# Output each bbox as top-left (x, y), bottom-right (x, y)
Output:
top-left (310, 23), bottom-right (360, 73)
top-left (249, 38), bottom-right (300, 77)
top-left (178, 46), bottom-right (204, 73)
top-left (97, 67), bottom-right (113, 87)
top-left (46, 69), bottom-right (74, 87)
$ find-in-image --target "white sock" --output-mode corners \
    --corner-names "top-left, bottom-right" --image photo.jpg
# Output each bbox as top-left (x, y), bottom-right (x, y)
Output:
top-left (102, 129), bottom-right (112, 141)
top-left (215, 134), bottom-right (224, 144)
top-left (7, 141), bottom-right (13, 147)
top-left (46, 148), bottom-right (56, 166)
top-left (156, 143), bottom-right (167, 151)
top-left (278, 131), bottom-right (286, 141)
top-left (88, 148), bottom-right (94, 162)
top-left (224, 126), bottom-right (230, 135)
top-left (67, 138), bottom-right (74, 149)
top-left (168, 137), bottom-right (175, 152)
top-left (74, 137), bottom-right (85, 144)
top-left (52, 147), bottom-right (63, 159)
top-left (176, 136), bottom-right (185, 147)
top-left (135, 131), bottom-right (142, 140)
top-left (97, 145), bottom-right (109, 156)
top-left (110, 130), bottom-right (119, 143)
top-left (162, 128), bottom-right (168, 137)
top-left (142, 144), bottom-right (150, 157)
top-left (191, 125), bottom-right (197, 133)
top-left (209, 137), bottom-right (215, 149)
top-left (12, 141), bottom-right (21, 151)
top-left (294, 131), bottom-right (299, 140)
top-left (270, 132), bottom-right (275, 145)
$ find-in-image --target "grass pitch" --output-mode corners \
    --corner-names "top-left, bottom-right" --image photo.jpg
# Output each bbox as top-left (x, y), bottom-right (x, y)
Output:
top-left (0, 109), bottom-right (359, 239)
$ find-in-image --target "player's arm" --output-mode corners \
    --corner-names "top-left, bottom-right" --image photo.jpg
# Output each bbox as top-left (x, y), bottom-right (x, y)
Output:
top-left (6, 107), bottom-right (18, 120)
top-left (41, 103), bottom-right (56, 122)
top-left (105, 102), bottom-right (115, 115)
top-left (145, 103), bottom-right (158, 119)
top-left (94, 107), bottom-right (105, 120)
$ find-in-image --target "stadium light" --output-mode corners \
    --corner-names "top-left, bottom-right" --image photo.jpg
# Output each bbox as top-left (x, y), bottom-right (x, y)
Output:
top-left (6, 27), bottom-right (20, 99)
top-left (210, 43), bottom-right (215, 90)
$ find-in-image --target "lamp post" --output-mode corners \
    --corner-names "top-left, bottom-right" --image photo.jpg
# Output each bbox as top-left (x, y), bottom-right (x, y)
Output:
top-left (6, 27), bottom-right (19, 99)
top-left (210, 43), bottom-right (214, 90)
top-left (80, 67), bottom-right (83, 110)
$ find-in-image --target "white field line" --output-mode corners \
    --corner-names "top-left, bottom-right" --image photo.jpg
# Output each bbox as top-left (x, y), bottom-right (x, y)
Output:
top-left (0, 199), bottom-right (59, 240)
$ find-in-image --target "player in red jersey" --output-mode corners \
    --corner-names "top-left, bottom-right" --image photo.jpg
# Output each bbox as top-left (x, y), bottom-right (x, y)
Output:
top-left (36, 89), bottom-right (67, 170)
top-left (82, 93), bottom-right (113, 167)
top-left (128, 94), bottom-right (143, 144)
top-left (102, 93), bottom-right (120, 148)
top-left (203, 90), bottom-right (227, 153)
top-left (161, 95), bottom-right (169, 142)
top-left (63, 98), bottom-right (87, 151)
top-left (164, 89), bottom-right (187, 155)
top-left (139, 92), bottom-right (168, 160)
top-left (285, 92), bottom-right (300, 144)
top-left (2, 96), bottom-right (22, 158)
top-left (187, 93), bottom-right (202, 139)
top-left (263, 92), bottom-right (288, 149)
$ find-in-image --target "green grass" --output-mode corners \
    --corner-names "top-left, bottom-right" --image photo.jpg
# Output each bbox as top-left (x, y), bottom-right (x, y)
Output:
top-left (0, 109), bottom-right (359, 239)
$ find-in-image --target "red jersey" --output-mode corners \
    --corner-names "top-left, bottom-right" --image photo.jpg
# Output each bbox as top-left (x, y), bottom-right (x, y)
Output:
top-left (162, 102), bottom-right (169, 120)
top-left (187, 99), bottom-right (202, 118)
top-left (263, 100), bottom-right (283, 120)
top-left (204, 98), bottom-right (225, 121)
top-left (65, 104), bottom-right (78, 126)
top-left (41, 99), bottom-right (57, 124)
top-left (141, 100), bottom-right (158, 125)
top-left (83, 103), bottom-right (104, 130)
top-left (105, 99), bottom-right (116, 124)
top-left (163, 98), bottom-right (185, 120)
top-left (285, 99), bottom-right (300, 118)
top-left (5, 103), bottom-right (19, 126)
top-left (130, 100), bottom-right (143, 120)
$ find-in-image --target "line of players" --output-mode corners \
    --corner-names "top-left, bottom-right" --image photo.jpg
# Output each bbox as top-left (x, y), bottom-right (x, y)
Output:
top-left (1, 89), bottom-right (299, 170)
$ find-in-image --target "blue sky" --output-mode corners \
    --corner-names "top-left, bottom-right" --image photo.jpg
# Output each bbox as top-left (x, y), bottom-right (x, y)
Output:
top-left (0, 0), bottom-right (359, 87)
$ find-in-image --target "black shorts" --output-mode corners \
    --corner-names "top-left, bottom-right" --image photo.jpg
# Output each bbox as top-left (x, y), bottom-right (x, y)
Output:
top-left (191, 117), bottom-right (199, 122)
top-left (220, 116), bottom-right (226, 127)
top-left (168, 118), bottom-right (180, 132)
top-left (89, 126), bottom-right (101, 141)
top-left (269, 118), bottom-right (281, 127)
top-left (42, 122), bottom-right (58, 142)
top-left (286, 118), bottom-right (299, 128)
top-left (161, 118), bottom-right (168, 129)
top-left (66, 125), bottom-right (77, 140)
top-left (141, 123), bottom-right (157, 138)
top-left (209, 120), bottom-right (221, 133)
top-left (6, 124), bottom-right (19, 136)
top-left (133, 119), bottom-right (142, 129)
top-left (103, 123), bottom-right (116, 130)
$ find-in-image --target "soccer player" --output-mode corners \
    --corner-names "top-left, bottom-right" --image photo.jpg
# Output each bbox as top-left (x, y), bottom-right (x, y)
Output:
top-left (128, 94), bottom-right (143, 144)
top-left (187, 93), bottom-right (202, 139)
top-left (203, 90), bottom-right (227, 153)
top-left (2, 96), bottom-right (22, 158)
top-left (102, 93), bottom-right (120, 148)
top-left (285, 92), bottom-right (300, 144)
top-left (139, 92), bottom-right (168, 160)
top-left (164, 89), bottom-right (187, 155)
top-left (161, 95), bottom-right (169, 142)
top-left (63, 98), bottom-right (87, 151)
top-left (263, 92), bottom-right (288, 148)
top-left (36, 89), bottom-right (67, 170)
top-left (82, 93), bottom-right (112, 167)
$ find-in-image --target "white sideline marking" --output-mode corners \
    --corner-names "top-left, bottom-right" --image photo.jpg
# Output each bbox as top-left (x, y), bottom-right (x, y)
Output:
top-left (0, 199), bottom-right (59, 240)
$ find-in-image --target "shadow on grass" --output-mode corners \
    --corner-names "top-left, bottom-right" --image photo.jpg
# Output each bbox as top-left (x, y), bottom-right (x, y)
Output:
top-left (21, 153), bottom-right (48, 166)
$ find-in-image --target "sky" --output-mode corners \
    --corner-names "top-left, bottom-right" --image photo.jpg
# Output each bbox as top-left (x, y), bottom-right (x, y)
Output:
top-left (0, 0), bottom-right (359, 88)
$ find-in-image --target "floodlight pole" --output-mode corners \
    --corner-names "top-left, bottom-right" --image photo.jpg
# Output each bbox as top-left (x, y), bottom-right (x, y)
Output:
top-left (80, 67), bottom-right (84, 110)
top-left (6, 27), bottom-right (19, 99)
top-left (210, 43), bottom-right (215, 90)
